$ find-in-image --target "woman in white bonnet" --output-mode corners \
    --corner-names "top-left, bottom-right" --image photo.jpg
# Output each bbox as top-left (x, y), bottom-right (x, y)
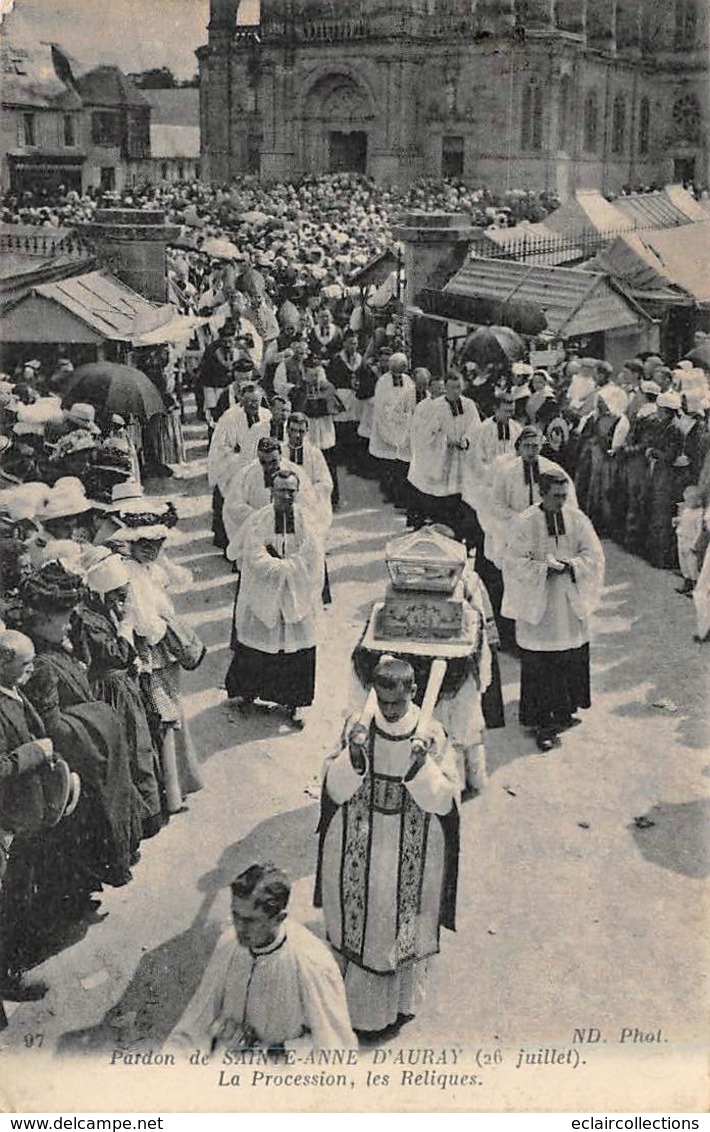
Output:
top-left (107, 514), bottom-right (205, 815)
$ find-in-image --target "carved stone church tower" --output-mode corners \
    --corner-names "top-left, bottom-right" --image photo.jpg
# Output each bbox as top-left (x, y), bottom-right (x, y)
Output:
top-left (197, 0), bottom-right (709, 195)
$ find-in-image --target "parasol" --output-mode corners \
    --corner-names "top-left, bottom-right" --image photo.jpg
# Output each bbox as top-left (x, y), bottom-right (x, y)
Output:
top-left (62, 363), bottom-right (165, 422)
top-left (460, 325), bottom-right (526, 366)
top-left (684, 343), bottom-right (710, 369)
top-left (201, 237), bottom-right (241, 260)
top-left (239, 210), bottom-right (269, 226)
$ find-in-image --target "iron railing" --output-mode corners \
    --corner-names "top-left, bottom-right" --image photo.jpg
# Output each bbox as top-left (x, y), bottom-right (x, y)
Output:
top-left (475, 218), bottom-right (707, 264)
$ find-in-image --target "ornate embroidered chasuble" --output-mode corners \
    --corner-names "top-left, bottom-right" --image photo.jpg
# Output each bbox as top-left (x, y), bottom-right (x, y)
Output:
top-left (315, 717), bottom-right (459, 975)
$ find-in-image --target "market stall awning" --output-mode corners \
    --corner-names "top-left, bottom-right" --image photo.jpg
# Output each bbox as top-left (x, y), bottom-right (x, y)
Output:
top-left (438, 257), bottom-right (651, 339)
top-left (609, 185), bottom-right (709, 230)
top-left (349, 249), bottom-right (400, 287)
top-left (586, 223), bottom-right (710, 307)
top-left (7, 151), bottom-right (86, 167)
top-left (0, 269), bottom-right (201, 345)
top-left (132, 310), bottom-right (205, 346)
top-left (544, 186), bottom-right (705, 242)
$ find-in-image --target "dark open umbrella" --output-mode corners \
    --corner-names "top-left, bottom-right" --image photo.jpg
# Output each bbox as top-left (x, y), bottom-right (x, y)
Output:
top-left (62, 363), bottom-right (165, 422)
top-left (684, 343), bottom-right (710, 369)
top-left (500, 298), bottom-right (547, 337)
top-left (460, 325), bottom-right (526, 367)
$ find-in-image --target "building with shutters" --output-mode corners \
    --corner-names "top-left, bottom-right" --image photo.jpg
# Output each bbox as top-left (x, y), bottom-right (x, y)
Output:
top-left (0, 41), bottom-right (151, 195)
top-left (197, 0), bottom-right (709, 196)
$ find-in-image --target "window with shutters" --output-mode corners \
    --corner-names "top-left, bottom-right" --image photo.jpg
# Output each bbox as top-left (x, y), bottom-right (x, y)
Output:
top-left (22, 113), bottom-right (36, 146)
top-left (63, 114), bottom-right (76, 147)
top-left (92, 110), bottom-right (122, 146)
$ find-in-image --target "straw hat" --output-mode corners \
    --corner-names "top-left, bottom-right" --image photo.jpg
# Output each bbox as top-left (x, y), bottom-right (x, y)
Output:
top-left (657, 391), bottom-right (682, 410)
top-left (40, 478), bottom-right (93, 522)
top-left (65, 403), bottom-right (100, 434)
top-left (512, 361), bottom-right (534, 377)
top-left (640, 380), bottom-right (661, 396)
top-left (3, 481), bottom-right (49, 522)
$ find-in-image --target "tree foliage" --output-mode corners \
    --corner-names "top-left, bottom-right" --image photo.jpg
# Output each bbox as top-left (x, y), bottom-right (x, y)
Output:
top-left (129, 66), bottom-right (196, 89)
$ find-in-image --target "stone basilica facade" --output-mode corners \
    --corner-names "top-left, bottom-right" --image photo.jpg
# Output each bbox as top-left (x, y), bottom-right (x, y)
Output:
top-left (197, 1), bottom-right (709, 196)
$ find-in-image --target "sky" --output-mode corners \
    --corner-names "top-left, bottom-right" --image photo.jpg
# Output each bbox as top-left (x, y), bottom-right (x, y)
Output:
top-left (0, 0), bottom-right (216, 78)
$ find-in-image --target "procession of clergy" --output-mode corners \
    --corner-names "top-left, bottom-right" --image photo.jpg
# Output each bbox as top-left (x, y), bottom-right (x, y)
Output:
top-left (161, 333), bottom-right (710, 1051)
top-left (165, 335), bottom-right (612, 1051)
top-left (4, 319), bottom-right (710, 1052)
top-left (3, 174), bottom-right (710, 1045)
top-left (4, 324), bottom-right (710, 1049)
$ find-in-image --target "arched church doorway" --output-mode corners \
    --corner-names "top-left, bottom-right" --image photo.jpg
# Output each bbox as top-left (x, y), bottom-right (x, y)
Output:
top-left (328, 130), bottom-right (368, 173)
top-left (301, 72), bottom-right (375, 175)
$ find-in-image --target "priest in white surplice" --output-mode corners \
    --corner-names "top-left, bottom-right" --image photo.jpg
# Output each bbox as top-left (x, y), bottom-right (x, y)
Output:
top-left (225, 469), bottom-right (324, 726)
top-left (486, 425), bottom-right (577, 568)
top-left (415, 372), bottom-right (480, 530)
top-left (406, 376), bottom-right (446, 525)
top-left (502, 470), bottom-right (605, 752)
top-left (239, 393), bottom-right (291, 463)
top-left (223, 437), bottom-right (319, 566)
top-left (167, 863), bottom-right (355, 1053)
top-left (207, 381), bottom-right (271, 498)
top-left (471, 390), bottom-right (522, 496)
top-left (207, 381), bottom-right (271, 550)
top-left (460, 388), bottom-right (520, 553)
top-left (368, 352), bottom-right (416, 507)
top-left (285, 412), bottom-right (333, 528)
top-left (315, 657), bottom-right (460, 1036)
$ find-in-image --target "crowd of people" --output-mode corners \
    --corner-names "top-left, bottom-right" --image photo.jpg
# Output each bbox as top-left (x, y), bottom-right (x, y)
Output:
top-left (1, 172), bottom-right (709, 1049)
top-left (0, 388), bottom-right (206, 1017)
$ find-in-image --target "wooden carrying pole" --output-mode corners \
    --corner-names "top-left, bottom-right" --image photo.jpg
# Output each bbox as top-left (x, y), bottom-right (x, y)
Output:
top-left (416, 657), bottom-right (447, 733)
top-left (358, 655), bottom-right (448, 735)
